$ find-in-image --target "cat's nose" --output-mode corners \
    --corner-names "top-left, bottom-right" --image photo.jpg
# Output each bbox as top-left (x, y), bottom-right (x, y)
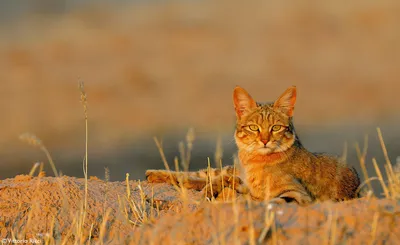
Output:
top-left (261, 139), bottom-right (268, 145)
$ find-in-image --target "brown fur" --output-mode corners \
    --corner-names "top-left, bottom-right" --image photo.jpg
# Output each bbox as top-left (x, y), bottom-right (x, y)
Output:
top-left (146, 86), bottom-right (360, 205)
top-left (146, 166), bottom-right (249, 198)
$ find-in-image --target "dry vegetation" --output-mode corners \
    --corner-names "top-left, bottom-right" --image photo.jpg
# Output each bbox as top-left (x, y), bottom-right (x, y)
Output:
top-left (0, 126), bottom-right (399, 244)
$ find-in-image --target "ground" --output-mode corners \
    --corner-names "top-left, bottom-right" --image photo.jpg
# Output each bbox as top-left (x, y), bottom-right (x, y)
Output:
top-left (0, 174), bottom-right (399, 244)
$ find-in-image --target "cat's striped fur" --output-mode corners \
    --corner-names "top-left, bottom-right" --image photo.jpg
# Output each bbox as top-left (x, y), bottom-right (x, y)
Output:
top-left (146, 86), bottom-right (360, 205)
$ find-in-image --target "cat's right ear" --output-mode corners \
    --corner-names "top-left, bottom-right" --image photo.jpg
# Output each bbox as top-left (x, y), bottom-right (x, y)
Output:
top-left (233, 86), bottom-right (257, 119)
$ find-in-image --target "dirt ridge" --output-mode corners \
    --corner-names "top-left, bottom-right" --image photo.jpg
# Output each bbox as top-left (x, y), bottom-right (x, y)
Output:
top-left (0, 175), bottom-right (399, 244)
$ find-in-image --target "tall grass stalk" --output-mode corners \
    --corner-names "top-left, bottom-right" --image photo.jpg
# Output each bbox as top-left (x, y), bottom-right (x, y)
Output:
top-left (214, 135), bottom-right (223, 169)
top-left (28, 162), bottom-right (40, 176)
top-left (79, 80), bottom-right (89, 214)
top-left (19, 133), bottom-right (69, 212)
top-left (207, 157), bottom-right (214, 202)
top-left (372, 158), bottom-right (389, 198)
top-left (369, 212), bottom-right (380, 245)
top-left (246, 195), bottom-right (256, 245)
top-left (20, 133), bottom-right (59, 178)
top-left (355, 135), bottom-right (373, 193)
top-left (376, 128), bottom-right (400, 199)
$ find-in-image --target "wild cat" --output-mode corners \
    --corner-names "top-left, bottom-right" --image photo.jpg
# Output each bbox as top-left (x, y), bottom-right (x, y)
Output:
top-left (146, 86), bottom-right (360, 205)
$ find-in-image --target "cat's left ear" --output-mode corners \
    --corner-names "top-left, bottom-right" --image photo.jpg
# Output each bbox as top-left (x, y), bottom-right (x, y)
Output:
top-left (273, 86), bottom-right (297, 117)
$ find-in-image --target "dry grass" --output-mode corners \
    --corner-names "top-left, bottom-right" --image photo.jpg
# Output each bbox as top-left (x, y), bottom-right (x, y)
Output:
top-left (13, 127), bottom-right (400, 244)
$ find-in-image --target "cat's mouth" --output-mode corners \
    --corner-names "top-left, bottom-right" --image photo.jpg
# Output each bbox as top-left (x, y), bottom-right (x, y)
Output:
top-left (257, 146), bottom-right (273, 154)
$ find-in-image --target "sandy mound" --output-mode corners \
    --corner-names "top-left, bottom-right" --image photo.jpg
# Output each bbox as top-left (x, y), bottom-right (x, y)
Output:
top-left (0, 175), bottom-right (399, 244)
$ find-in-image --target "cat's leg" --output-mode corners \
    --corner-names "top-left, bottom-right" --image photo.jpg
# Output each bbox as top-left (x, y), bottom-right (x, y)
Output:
top-left (146, 169), bottom-right (208, 191)
top-left (146, 166), bottom-right (248, 198)
top-left (267, 181), bottom-right (313, 206)
top-left (262, 177), bottom-right (314, 206)
top-left (194, 165), bottom-right (250, 199)
top-left (272, 190), bottom-right (313, 206)
top-left (145, 169), bottom-right (180, 184)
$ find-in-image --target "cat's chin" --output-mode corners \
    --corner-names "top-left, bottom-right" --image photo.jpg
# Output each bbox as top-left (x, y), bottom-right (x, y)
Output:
top-left (256, 147), bottom-right (273, 155)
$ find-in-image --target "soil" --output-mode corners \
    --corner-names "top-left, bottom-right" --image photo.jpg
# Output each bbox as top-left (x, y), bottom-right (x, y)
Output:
top-left (0, 174), bottom-right (399, 244)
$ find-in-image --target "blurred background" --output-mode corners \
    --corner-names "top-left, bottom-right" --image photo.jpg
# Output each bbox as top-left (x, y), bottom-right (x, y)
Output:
top-left (0, 0), bottom-right (399, 186)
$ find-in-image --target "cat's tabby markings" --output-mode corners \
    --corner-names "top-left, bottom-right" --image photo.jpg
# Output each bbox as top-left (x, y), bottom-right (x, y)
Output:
top-left (146, 86), bottom-right (360, 205)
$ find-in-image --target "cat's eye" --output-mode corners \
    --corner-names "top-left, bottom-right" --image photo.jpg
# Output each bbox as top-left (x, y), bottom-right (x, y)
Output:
top-left (248, 125), bottom-right (259, 131)
top-left (271, 125), bottom-right (282, 132)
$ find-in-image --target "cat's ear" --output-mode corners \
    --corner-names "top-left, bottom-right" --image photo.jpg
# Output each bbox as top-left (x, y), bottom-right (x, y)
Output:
top-left (233, 86), bottom-right (257, 119)
top-left (274, 86), bottom-right (297, 117)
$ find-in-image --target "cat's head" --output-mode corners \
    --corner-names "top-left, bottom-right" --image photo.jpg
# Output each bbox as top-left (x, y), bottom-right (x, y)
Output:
top-left (233, 86), bottom-right (297, 155)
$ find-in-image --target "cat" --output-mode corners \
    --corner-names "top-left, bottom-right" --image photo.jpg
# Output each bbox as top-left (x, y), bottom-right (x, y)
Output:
top-left (146, 86), bottom-right (360, 205)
